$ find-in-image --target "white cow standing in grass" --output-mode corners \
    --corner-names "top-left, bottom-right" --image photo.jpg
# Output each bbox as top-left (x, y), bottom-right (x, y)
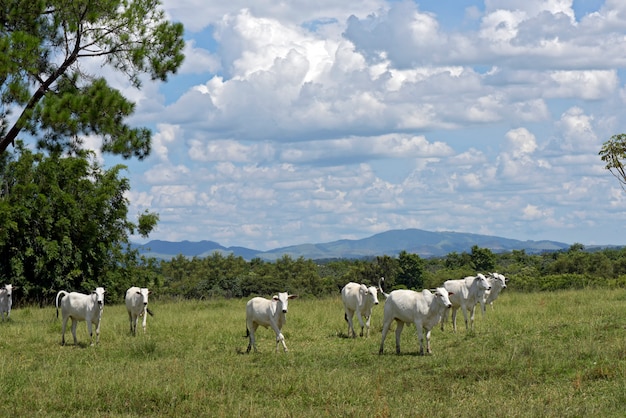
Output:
top-left (56, 287), bottom-right (106, 346)
top-left (480, 272), bottom-right (507, 314)
top-left (245, 292), bottom-right (297, 353)
top-left (125, 287), bottom-right (152, 336)
top-left (379, 287), bottom-right (453, 355)
top-left (0, 284), bottom-right (15, 321)
top-left (341, 282), bottom-right (380, 338)
top-left (441, 274), bottom-right (491, 332)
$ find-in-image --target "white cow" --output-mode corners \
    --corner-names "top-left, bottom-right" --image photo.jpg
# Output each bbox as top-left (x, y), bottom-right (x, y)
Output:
top-left (246, 292), bottom-right (297, 353)
top-left (0, 284), bottom-right (15, 321)
top-left (55, 287), bottom-right (106, 346)
top-left (480, 272), bottom-right (507, 314)
top-left (379, 287), bottom-right (453, 355)
top-left (441, 274), bottom-right (491, 332)
top-left (125, 286), bottom-right (152, 336)
top-left (341, 282), bottom-right (380, 338)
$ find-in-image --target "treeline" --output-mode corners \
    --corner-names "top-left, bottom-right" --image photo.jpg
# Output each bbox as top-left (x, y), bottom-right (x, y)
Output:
top-left (146, 243), bottom-right (626, 300)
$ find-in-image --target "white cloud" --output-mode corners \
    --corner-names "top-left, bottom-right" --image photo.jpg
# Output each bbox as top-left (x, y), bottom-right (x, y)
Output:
top-left (113, 0), bottom-right (626, 249)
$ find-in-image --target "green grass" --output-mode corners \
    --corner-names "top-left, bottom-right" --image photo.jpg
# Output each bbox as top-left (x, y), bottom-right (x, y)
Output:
top-left (0, 290), bottom-right (625, 417)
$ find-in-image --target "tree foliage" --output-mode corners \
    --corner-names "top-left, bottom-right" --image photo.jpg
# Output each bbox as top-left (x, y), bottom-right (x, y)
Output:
top-left (148, 245), bottom-right (626, 302)
top-left (0, 0), bottom-right (185, 156)
top-left (0, 142), bottom-right (158, 303)
top-left (599, 133), bottom-right (626, 190)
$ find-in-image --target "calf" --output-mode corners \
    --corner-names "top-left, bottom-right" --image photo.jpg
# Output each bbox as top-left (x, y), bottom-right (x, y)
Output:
top-left (246, 292), bottom-right (297, 353)
top-left (125, 287), bottom-right (151, 336)
top-left (441, 274), bottom-right (491, 332)
top-left (341, 282), bottom-right (380, 338)
top-left (0, 284), bottom-right (14, 321)
top-left (379, 287), bottom-right (453, 355)
top-left (480, 272), bottom-right (507, 314)
top-left (56, 287), bottom-right (106, 346)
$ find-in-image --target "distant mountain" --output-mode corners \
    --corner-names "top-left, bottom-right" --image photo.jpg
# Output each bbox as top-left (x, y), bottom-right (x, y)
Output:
top-left (133, 228), bottom-right (571, 261)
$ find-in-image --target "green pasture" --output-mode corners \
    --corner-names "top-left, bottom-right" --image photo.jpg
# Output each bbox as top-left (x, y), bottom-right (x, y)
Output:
top-left (0, 289), bottom-right (625, 417)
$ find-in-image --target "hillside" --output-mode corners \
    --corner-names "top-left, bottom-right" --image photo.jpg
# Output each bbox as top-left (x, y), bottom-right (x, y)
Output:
top-left (133, 228), bottom-right (571, 261)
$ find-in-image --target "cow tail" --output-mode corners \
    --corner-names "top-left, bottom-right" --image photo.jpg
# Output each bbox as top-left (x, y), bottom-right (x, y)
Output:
top-left (344, 313), bottom-right (348, 323)
top-left (378, 277), bottom-right (390, 298)
top-left (146, 307), bottom-right (154, 317)
top-left (245, 328), bottom-right (250, 338)
top-left (55, 291), bottom-right (67, 319)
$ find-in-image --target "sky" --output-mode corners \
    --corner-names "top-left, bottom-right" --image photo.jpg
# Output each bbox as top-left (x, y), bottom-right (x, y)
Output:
top-left (90, 0), bottom-right (626, 250)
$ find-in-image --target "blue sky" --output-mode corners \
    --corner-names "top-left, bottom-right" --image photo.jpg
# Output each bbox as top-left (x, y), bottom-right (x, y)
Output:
top-left (90, 0), bottom-right (626, 250)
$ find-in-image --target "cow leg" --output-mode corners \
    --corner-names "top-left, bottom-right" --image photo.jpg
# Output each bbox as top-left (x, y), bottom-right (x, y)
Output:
top-left (71, 319), bottom-right (78, 345)
top-left (364, 315), bottom-right (371, 338)
top-left (356, 311), bottom-right (365, 337)
top-left (271, 324), bottom-right (287, 352)
top-left (246, 324), bottom-right (258, 353)
top-left (460, 306), bottom-right (469, 331)
top-left (451, 307), bottom-right (459, 333)
top-left (141, 309), bottom-right (148, 333)
top-left (95, 319), bottom-right (101, 345)
top-left (345, 311), bottom-right (355, 338)
top-left (128, 311), bottom-right (134, 336)
top-left (87, 319), bottom-right (94, 346)
top-left (61, 316), bottom-right (69, 345)
top-left (469, 305), bottom-right (476, 331)
top-left (424, 328), bottom-right (432, 354)
top-left (440, 308), bottom-right (449, 332)
top-left (394, 321), bottom-right (405, 355)
top-left (415, 324), bottom-right (424, 356)
top-left (379, 317), bottom-right (392, 354)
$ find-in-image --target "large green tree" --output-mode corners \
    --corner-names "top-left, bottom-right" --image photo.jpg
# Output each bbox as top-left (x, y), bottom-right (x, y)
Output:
top-left (0, 0), bottom-right (184, 156)
top-left (0, 142), bottom-right (158, 303)
top-left (397, 250), bottom-right (423, 289)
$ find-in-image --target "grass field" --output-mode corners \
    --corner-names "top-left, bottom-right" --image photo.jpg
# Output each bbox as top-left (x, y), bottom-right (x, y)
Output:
top-left (0, 289), bottom-right (625, 417)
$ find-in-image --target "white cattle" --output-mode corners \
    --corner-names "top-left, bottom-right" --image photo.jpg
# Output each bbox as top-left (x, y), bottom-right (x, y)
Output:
top-left (125, 287), bottom-right (152, 336)
top-left (480, 272), bottom-right (507, 314)
top-left (246, 292), bottom-right (297, 353)
top-left (341, 282), bottom-right (380, 338)
top-left (441, 274), bottom-right (491, 332)
top-left (0, 284), bottom-right (14, 321)
top-left (379, 287), bottom-right (453, 355)
top-left (55, 287), bottom-right (106, 346)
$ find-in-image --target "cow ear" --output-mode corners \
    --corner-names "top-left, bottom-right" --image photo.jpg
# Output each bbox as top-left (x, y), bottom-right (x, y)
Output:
top-left (288, 294), bottom-right (298, 299)
top-left (448, 292), bottom-right (454, 296)
top-left (273, 295), bottom-right (279, 301)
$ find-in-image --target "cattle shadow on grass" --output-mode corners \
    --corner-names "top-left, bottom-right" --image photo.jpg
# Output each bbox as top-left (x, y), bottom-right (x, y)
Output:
top-left (335, 331), bottom-right (354, 339)
top-left (59, 341), bottom-right (92, 349)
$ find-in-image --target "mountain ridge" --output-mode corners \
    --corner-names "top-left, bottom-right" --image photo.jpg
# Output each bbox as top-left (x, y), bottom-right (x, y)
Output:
top-left (133, 228), bottom-right (573, 261)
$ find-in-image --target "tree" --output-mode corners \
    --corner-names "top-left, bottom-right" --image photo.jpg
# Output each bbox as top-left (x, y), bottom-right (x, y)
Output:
top-left (397, 250), bottom-right (423, 289)
top-left (470, 245), bottom-right (496, 272)
top-left (0, 142), bottom-right (158, 302)
top-left (599, 134), bottom-right (626, 190)
top-left (0, 0), bottom-right (185, 156)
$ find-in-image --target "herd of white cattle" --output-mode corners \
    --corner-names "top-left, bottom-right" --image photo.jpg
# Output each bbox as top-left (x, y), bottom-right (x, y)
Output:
top-left (51, 286), bottom-right (153, 346)
top-left (0, 272), bottom-right (506, 353)
top-left (245, 272), bottom-right (507, 355)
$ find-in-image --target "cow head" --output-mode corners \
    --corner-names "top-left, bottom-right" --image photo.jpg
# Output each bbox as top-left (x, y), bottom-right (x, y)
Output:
top-left (137, 288), bottom-right (151, 306)
top-left (93, 287), bottom-right (106, 308)
top-left (490, 273), bottom-right (507, 290)
top-left (2, 284), bottom-right (13, 297)
top-left (366, 286), bottom-right (380, 305)
top-left (475, 273), bottom-right (491, 291)
top-left (433, 287), bottom-right (453, 308)
top-left (273, 292), bottom-right (297, 313)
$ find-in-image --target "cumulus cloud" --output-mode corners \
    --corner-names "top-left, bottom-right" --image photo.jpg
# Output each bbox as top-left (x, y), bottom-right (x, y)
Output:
top-left (117, 1), bottom-right (626, 249)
